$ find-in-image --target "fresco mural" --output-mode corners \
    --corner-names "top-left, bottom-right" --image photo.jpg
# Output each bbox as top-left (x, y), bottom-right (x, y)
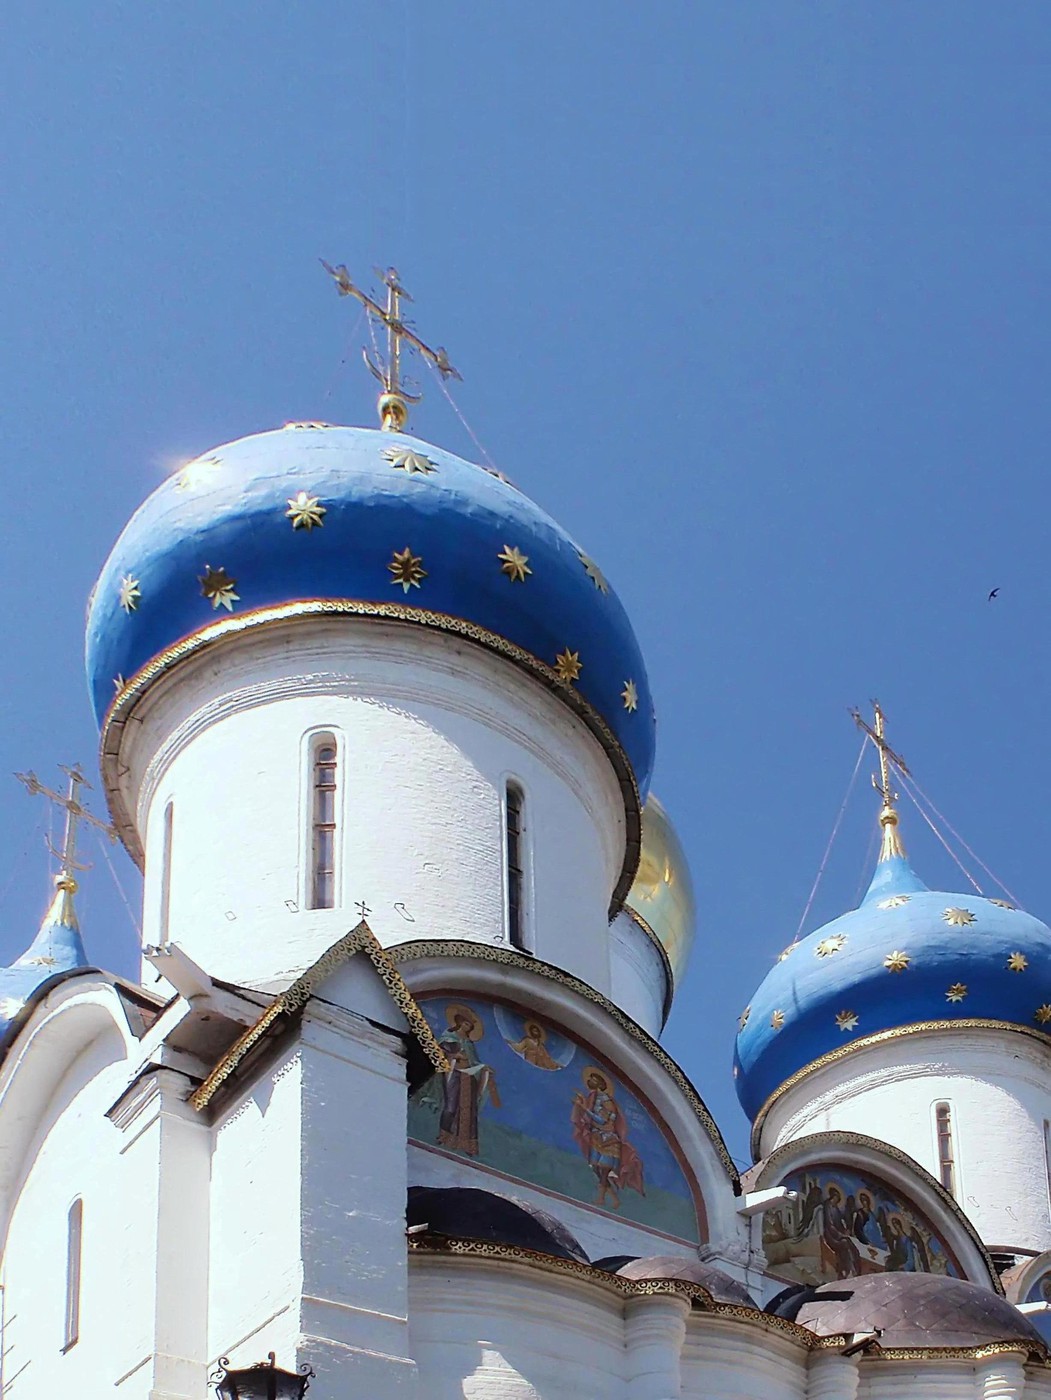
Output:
top-left (762, 1166), bottom-right (962, 1285)
top-left (1025, 1270), bottom-right (1051, 1305)
top-left (408, 993), bottom-right (703, 1243)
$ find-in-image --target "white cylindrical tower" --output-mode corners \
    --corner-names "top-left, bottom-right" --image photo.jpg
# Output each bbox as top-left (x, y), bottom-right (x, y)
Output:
top-left (85, 423), bottom-right (698, 1029)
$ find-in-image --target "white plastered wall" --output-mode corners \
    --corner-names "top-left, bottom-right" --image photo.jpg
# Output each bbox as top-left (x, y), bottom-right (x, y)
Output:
top-left (760, 1028), bottom-right (1051, 1253)
top-left (111, 619), bottom-right (648, 1010)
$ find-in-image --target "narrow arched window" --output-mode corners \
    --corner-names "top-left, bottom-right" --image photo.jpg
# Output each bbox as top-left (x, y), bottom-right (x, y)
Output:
top-left (64, 1198), bottom-right (82, 1351)
top-left (310, 740), bottom-right (338, 910)
top-left (505, 782), bottom-right (527, 950)
top-left (159, 800), bottom-right (174, 946)
top-left (935, 1102), bottom-right (956, 1194)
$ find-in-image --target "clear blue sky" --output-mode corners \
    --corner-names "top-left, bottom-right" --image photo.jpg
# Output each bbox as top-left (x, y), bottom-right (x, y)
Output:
top-left (3, 3), bottom-right (1051, 1163)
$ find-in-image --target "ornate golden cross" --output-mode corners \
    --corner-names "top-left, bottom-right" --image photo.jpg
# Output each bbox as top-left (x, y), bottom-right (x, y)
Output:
top-left (16, 764), bottom-right (116, 889)
top-left (320, 261), bottom-right (461, 432)
top-left (851, 701), bottom-right (911, 807)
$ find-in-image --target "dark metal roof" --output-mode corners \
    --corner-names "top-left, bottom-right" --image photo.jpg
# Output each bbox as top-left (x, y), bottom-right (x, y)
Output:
top-left (773, 1273), bottom-right (1046, 1352)
top-left (407, 1185), bottom-right (588, 1264)
top-left (616, 1255), bottom-right (758, 1307)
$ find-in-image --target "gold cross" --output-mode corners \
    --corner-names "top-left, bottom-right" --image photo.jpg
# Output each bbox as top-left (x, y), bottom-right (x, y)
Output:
top-left (850, 702), bottom-right (912, 860)
top-left (320, 261), bottom-right (461, 432)
top-left (16, 764), bottom-right (117, 890)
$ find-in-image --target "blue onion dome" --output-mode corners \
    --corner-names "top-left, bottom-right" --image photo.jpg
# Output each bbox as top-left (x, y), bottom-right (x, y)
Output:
top-left (625, 795), bottom-right (696, 988)
top-left (0, 875), bottom-right (88, 1043)
top-left (734, 798), bottom-right (1051, 1125)
top-left (85, 423), bottom-right (655, 845)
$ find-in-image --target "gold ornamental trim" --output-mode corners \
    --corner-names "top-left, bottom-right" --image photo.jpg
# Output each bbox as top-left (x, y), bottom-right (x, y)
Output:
top-left (752, 1129), bottom-right (1002, 1295)
top-left (390, 938), bottom-right (738, 1185)
top-left (750, 1017), bottom-right (1051, 1159)
top-left (98, 598), bottom-right (642, 916)
top-left (407, 1241), bottom-right (1048, 1361)
top-left (190, 919), bottom-right (448, 1112)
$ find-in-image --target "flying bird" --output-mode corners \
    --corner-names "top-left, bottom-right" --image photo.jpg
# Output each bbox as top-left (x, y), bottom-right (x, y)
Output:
top-left (988, 588), bottom-right (1000, 601)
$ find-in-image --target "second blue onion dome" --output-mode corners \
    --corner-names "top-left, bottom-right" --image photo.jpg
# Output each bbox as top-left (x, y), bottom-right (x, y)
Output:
top-left (85, 422), bottom-right (654, 792)
top-left (734, 798), bottom-right (1051, 1124)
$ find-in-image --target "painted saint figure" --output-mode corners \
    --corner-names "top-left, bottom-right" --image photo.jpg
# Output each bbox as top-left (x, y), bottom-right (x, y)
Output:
top-left (571, 1067), bottom-right (645, 1210)
top-left (509, 1019), bottom-right (562, 1071)
top-left (436, 1003), bottom-right (500, 1157)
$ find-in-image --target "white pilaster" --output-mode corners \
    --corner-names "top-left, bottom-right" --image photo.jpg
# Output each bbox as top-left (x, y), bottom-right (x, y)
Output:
top-left (624, 1293), bottom-right (689, 1399)
top-left (977, 1356), bottom-right (1028, 1399)
top-left (806, 1350), bottom-right (859, 1400)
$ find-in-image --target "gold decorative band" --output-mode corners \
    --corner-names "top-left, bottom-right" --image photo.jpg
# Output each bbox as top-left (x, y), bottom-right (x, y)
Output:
top-left (750, 1017), bottom-right (1051, 1158)
top-left (98, 598), bottom-right (643, 916)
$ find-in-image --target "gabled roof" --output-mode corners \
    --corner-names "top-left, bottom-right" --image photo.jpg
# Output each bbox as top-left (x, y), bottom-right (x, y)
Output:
top-left (190, 920), bottom-right (448, 1111)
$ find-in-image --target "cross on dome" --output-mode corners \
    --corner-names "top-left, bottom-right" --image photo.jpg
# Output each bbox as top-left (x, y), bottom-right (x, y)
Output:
top-left (15, 764), bottom-right (117, 923)
top-left (320, 260), bottom-right (461, 432)
top-left (851, 700), bottom-right (912, 863)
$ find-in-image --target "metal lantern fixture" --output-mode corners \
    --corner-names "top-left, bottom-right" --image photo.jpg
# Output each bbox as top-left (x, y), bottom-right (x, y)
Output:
top-left (212, 1352), bottom-right (314, 1399)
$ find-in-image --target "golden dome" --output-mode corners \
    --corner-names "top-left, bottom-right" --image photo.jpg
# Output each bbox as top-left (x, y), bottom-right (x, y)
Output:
top-left (625, 795), bottom-right (696, 987)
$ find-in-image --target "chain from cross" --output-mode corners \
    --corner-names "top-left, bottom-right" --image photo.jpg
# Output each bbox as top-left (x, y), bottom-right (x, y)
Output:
top-left (850, 701), bottom-right (911, 808)
top-left (320, 260), bottom-right (461, 431)
top-left (15, 764), bottom-right (117, 884)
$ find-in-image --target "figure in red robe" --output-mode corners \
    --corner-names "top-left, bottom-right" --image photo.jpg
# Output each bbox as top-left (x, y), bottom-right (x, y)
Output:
top-left (571, 1068), bottom-right (645, 1209)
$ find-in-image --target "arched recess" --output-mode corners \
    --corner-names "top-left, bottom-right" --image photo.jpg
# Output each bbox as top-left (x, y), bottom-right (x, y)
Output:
top-left (751, 1130), bottom-right (1001, 1294)
top-left (393, 941), bottom-right (742, 1253)
top-left (0, 977), bottom-right (138, 1253)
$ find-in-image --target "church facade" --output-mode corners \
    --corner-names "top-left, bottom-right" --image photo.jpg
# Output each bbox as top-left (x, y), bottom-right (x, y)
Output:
top-left (2, 300), bottom-right (1051, 1395)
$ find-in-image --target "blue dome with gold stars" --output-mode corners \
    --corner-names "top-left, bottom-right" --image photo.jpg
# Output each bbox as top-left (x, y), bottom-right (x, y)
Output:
top-left (734, 808), bottom-right (1051, 1124)
top-left (85, 423), bottom-right (655, 795)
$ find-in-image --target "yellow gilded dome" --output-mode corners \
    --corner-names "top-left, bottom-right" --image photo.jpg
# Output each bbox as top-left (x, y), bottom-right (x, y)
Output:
top-left (626, 795), bottom-right (696, 987)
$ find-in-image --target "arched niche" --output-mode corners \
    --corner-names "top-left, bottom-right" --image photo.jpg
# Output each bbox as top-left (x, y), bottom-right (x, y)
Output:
top-left (751, 1130), bottom-right (1000, 1294)
top-left (400, 958), bottom-right (734, 1256)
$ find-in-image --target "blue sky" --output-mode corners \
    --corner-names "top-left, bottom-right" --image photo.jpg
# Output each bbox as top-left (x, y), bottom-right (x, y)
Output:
top-left (3, 3), bottom-right (1051, 1163)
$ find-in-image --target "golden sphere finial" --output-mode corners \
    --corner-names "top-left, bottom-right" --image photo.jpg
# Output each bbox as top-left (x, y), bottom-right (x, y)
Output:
top-left (378, 391), bottom-right (409, 432)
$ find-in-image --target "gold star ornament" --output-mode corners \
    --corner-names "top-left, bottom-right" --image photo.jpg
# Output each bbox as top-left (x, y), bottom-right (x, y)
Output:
top-left (118, 575), bottom-right (141, 613)
top-left (621, 679), bottom-right (639, 712)
top-left (176, 454), bottom-right (221, 491)
top-left (816, 934), bottom-right (847, 958)
top-left (554, 648), bottom-right (582, 684)
top-left (200, 565), bottom-right (239, 611)
top-left (990, 898), bottom-right (1016, 910)
top-left (497, 545), bottom-right (531, 582)
top-left (943, 908), bottom-right (976, 927)
top-left (739, 1007), bottom-right (750, 1030)
top-left (1036, 1004), bottom-right (1051, 1025)
top-left (777, 944), bottom-right (797, 963)
top-left (1007, 952), bottom-right (1029, 972)
top-left (286, 491), bottom-right (326, 530)
top-left (770, 1010), bottom-right (785, 1031)
top-left (578, 552), bottom-right (609, 594)
top-left (877, 895), bottom-right (911, 910)
top-left (388, 546), bottom-right (427, 593)
top-left (946, 983), bottom-right (968, 1003)
top-left (384, 448), bottom-right (437, 475)
top-left (835, 1010), bottom-right (859, 1032)
top-left (884, 950), bottom-right (910, 973)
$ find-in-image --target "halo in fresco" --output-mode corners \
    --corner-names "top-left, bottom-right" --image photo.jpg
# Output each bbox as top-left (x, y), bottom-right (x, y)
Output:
top-left (409, 993), bottom-right (704, 1244)
top-left (763, 1166), bottom-right (962, 1285)
top-left (1025, 1270), bottom-right (1051, 1305)
top-left (493, 1003), bottom-right (576, 1071)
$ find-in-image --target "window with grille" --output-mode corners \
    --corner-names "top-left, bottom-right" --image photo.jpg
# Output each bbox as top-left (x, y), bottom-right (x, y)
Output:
top-left (935, 1101), bottom-right (956, 1195)
top-left (310, 740), bottom-right (338, 910)
top-left (506, 782), bottom-right (527, 950)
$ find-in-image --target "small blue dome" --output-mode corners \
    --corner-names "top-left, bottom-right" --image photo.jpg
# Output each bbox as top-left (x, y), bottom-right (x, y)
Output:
top-left (85, 424), bottom-right (655, 793)
top-left (0, 878), bottom-right (88, 1044)
top-left (734, 844), bottom-right (1051, 1122)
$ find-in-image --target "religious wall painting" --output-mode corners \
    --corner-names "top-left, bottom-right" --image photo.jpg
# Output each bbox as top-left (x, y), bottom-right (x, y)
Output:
top-left (1025, 1269), bottom-right (1051, 1306)
top-left (762, 1165), bottom-right (962, 1286)
top-left (408, 993), bottom-right (703, 1244)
